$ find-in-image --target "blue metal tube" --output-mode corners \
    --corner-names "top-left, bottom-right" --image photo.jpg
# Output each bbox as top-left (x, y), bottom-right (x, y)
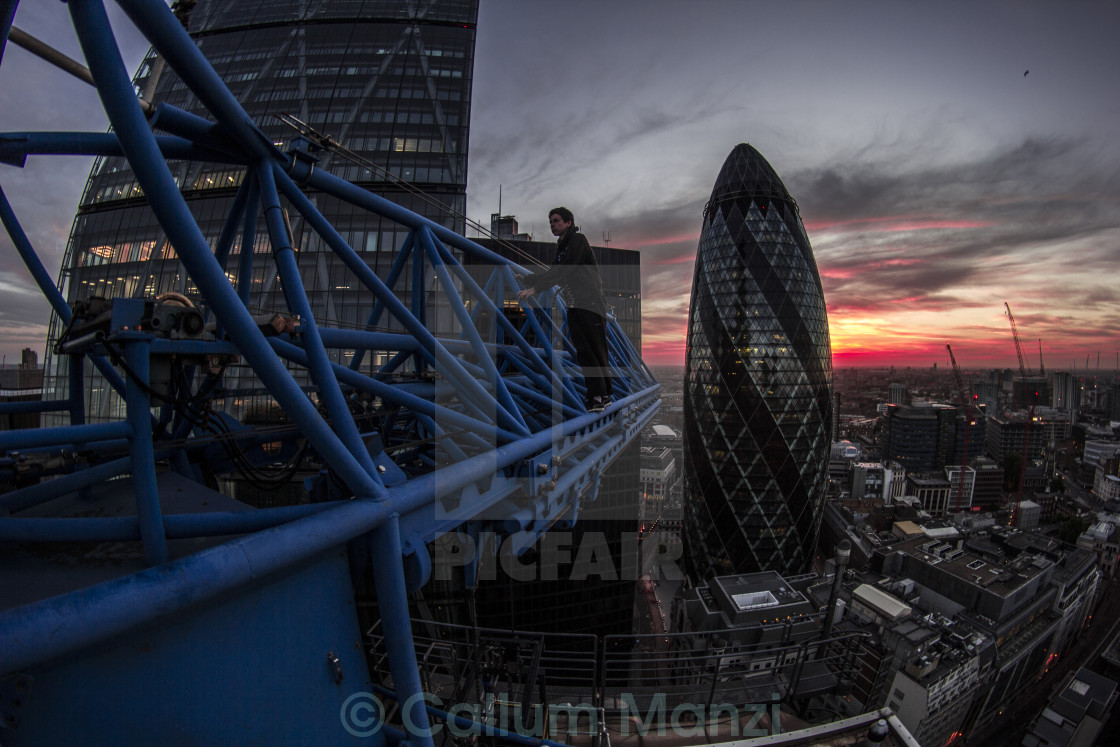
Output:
top-left (257, 162), bottom-right (380, 483)
top-left (517, 298), bottom-right (583, 408)
top-left (410, 227), bottom-right (426, 331)
top-left (302, 166), bottom-right (526, 273)
top-left (503, 369), bottom-right (581, 421)
top-left (266, 337), bottom-right (517, 445)
top-left (0, 182), bottom-right (78, 334)
top-left (237, 172), bottom-right (259, 306)
top-left (468, 269), bottom-right (498, 340)
top-left (146, 102), bottom-right (243, 159)
top-left (0, 131), bottom-right (239, 164)
top-left (319, 326), bottom-right (557, 364)
top-left (369, 516), bottom-right (436, 747)
top-left (212, 173), bottom-right (252, 270)
top-left (69, 0), bottom-right (382, 501)
top-left (0, 421), bottom-right (130, 451)
top-left (0, 153), bottom-right (128, 404)
top-left (0, 502), bottom-right (342, 542)
top-left (273, 169), bottom-right (502, 433)
top-left (0, 454), bottom-right (137, 514)
top-left (66, 355), bottom-right (88, 468)
top-left (115, 0), bottom-right (280, 165)
top-left (500, 348), bottom-right (562, 400)
top-left (427, 353), bottom-right (579, 424)
top-left (316, 328), bottom-right (422, 353)
top-left (433, 238), bottom-right (577, 411)
top-left (349, 233), bottom-right (414, 372)
top-left (147, 339), bottom-right (240, 356)
top-left (124, 339), bottom-right (168, 566)
top-left (418, 226), bottom-right (529, 437)
top-left (0, 383), bottom-right (659, 674)
top-left (272, 172), bottom-right (441, 366)
top-left (412, 411), bottom-right (471, 463)
top-left (0, 1), bottom-right (16, 67)
top-left (0, 399), bottom-right (72, 415)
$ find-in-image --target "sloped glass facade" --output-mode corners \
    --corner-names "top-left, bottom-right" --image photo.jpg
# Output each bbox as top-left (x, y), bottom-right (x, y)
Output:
top-left (45, 0), bottom-right (477, 421)
top-left (682, 144), bottom-right (832, 580)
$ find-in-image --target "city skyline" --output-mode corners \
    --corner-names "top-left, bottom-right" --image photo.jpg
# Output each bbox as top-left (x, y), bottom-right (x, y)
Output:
top-left (3, 1), bottom-right (1120, 369)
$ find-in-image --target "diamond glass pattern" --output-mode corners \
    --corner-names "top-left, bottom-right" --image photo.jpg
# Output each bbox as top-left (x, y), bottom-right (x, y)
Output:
top-left (682, 144), bottom-right (833, 579)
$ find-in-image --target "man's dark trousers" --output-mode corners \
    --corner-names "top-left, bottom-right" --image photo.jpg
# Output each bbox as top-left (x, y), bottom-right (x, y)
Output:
top-left (567, 308), bottom-right (611, 402)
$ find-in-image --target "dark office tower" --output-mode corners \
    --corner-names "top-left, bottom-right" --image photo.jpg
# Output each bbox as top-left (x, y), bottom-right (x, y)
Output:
top-left (681, 144), bottom-right (832, 581)
top-left (449, 238), bottom-right (643, 637)
top-left (45, 0), bottom-right (477, 421)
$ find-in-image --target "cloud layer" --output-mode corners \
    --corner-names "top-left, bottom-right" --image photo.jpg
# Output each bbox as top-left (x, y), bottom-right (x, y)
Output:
top-left (2, 1), bottom-right (1119, 371)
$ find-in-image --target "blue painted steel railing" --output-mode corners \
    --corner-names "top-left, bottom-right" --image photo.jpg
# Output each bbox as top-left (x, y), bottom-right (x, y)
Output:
top-left (0, 1), bottom-right (659, 743)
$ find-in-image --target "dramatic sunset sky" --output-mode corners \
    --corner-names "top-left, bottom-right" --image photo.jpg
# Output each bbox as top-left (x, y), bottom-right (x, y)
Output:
top-left (2, 1), bottom-right (1119, 370)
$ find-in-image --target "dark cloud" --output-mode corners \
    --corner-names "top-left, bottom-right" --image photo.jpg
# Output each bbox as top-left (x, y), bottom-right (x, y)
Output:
top-left (4, 1), bottom-right (1120, 366)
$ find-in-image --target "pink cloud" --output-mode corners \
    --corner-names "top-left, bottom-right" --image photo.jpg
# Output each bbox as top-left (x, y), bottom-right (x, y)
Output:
top-left (805, 215), bottom-right (996, 233)
top-left (628, 232), bottom-right (700, 250)
top-left (647, 255), bottom-right (696, 266)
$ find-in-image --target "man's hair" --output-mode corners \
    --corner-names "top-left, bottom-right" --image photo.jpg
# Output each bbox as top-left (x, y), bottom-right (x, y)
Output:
top-left (549, 206), bottom-right (574, 224)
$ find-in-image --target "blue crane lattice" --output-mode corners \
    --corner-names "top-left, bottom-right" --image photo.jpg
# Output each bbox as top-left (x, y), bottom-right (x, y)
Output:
top-left (0, 1), bottom-right (659, 743)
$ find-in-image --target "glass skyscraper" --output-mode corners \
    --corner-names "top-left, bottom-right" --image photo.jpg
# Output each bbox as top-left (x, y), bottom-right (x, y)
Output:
top-left (681, 144), bottom-right (832, 580)
top-left (46, 0), bottom-right (477, 421)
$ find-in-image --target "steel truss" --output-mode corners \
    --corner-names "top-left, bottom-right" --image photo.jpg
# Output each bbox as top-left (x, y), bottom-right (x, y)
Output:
top-left (0, 2), bottom-right (659, 743)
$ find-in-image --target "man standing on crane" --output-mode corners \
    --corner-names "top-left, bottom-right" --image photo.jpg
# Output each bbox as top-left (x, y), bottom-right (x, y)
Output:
top-left (517, 207), bottom-right (612, 412)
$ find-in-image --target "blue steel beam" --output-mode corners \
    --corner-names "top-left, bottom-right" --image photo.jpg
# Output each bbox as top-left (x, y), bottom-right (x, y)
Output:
top-left (0, 2), bottom-right (15, 67)
top-left (273, 167), bottom-right (522, 437)
top-left (0, 184), bottom-right (129, 398)
top-left (265, 337), bottom-right (513, 446)
top-left (0, 502), bottom-right (342, 542)
top-left (0, 131), bottom-right (238, 165)
top-left (417, 225), bottom-right (528, 435)
top-left (0, 380), bottom-right (656, 671)
top-left (236, 173), bottom-right (259, 306)
top-left (0, 2), bottom-right (661, 743)
top-left (122, 338), bottom-right (168, 565)
top-left (68, 0), bottom-right (383, 500)
top-left (256, 161), bottom-right (381, 480)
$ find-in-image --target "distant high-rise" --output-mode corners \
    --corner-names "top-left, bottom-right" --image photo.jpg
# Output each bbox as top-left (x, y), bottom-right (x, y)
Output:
top-left (46, 0), bottom-right (478, 421)
top-left (681, 144), bottom-right (832, 580)
top-left (458, 237), bottom-right (643, 637)
top-left (880, 404), bottom-right (983, 473)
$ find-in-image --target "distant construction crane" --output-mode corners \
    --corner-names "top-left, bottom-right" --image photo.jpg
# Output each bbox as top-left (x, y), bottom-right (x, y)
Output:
top-left (1004, 302), bottom-right (1035, 526)
top-left (946, 344), bottom-right (974, 511)
top-left (1005, 301), bottom-right (1030, 377)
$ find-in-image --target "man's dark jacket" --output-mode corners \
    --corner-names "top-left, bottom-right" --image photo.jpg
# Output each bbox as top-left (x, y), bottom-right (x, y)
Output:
top-left (525, 226), bottom-right (607, 316)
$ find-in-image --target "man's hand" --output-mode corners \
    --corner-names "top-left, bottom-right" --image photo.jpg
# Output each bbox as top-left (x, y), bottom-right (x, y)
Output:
top-left (517, 288), bottom-right (536, 301)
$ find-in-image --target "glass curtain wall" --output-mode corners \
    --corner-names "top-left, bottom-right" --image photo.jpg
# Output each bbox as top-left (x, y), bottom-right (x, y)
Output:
top-left (682, 144), bottom-right (833, 580)
top-left (45, 0), bottom-right (478, 423)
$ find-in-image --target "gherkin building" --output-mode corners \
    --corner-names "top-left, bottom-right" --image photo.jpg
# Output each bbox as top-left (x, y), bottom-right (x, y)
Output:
top-left (681, 144), bottom-right (833, 580)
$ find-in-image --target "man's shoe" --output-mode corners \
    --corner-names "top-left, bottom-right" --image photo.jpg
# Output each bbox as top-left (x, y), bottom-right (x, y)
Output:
top-left (588, 396), bottom-right (610, 413)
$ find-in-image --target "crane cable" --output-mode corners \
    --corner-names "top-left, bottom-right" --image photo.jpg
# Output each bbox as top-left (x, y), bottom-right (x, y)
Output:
top-left (274, 112), bottom-right (548, 271)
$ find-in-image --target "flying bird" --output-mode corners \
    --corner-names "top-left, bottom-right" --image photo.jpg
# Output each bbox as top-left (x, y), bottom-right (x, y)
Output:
top-left (1024, 70), bottom-right (1029, 76)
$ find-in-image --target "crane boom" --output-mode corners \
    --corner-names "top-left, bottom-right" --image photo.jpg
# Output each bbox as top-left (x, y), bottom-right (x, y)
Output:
top-left (1005, 302), bottom-right (1030, 377)
top-left (947, 344), bottom-right (972, 511)
top-left (947, 344), bottom-right (967, 406)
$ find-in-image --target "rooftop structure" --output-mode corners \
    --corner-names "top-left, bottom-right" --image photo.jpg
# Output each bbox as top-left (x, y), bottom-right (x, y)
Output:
top-left (1023, 667), bottom-right (1118, 747)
